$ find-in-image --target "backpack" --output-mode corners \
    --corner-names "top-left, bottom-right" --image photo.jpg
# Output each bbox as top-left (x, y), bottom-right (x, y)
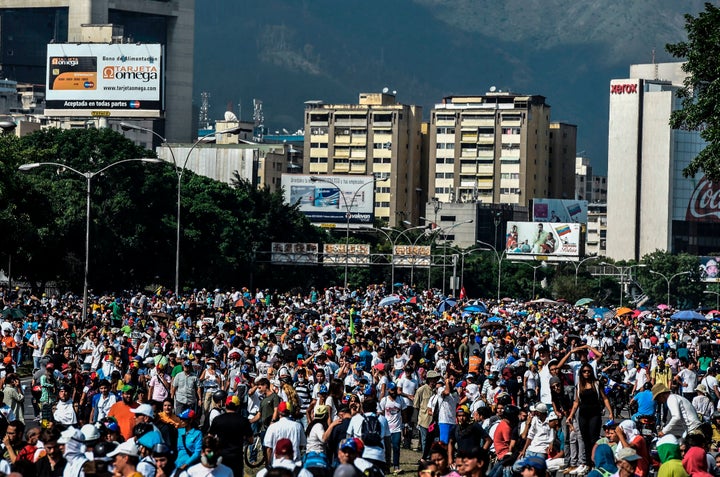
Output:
top-left (360, 413), bottom-right (383, 447)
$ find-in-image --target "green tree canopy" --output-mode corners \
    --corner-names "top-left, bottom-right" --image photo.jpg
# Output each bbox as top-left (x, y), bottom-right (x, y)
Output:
top-left (667, 3), bottom-right (720, 179)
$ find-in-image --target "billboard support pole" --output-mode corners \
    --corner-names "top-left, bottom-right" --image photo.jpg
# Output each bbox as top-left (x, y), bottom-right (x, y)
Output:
top-left (311, 175), bottom-right (386, 292)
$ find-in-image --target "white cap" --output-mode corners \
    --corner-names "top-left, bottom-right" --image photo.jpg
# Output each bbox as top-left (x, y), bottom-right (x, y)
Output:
top-left (80, 423), bottom-right (100, 441)
top-left (131, 403), bottom-right (154, 419)
top-left (547, 411), bottom-right (559, 421)
top-left (107, 440), bottom-right (139, 458)
top-left (58, 428), bottom-right (85, 444)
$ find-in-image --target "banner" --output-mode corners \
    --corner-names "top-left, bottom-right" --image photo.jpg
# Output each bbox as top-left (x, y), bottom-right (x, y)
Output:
top-left (505, 222), bottom-right (581, 258)
top-left (282, 174), bottom-right (375, 228)
top-left (392, 245), bottom-right (431, 267)
top-left (700, 256), bottom-right (720, 282)
top-left (45, 43), bottom-right (163, 117)
top-left (271, 243), bottom-right (319, 264)
top-left (532, 199), bottom-right (588, 224)
top-left (323, 244), bottom-right (371, 265)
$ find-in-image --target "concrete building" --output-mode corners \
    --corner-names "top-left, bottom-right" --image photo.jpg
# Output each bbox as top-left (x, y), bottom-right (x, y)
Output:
top-left (575, 156), bottom-right (607, 203)
top-left (428, 92), bottom-right (576, 207)
top-left (0, 0), bottom-right (194, 141)
top-left (586, 202), bottom-right (607, 257)
top-left (606, 62), bottom-right (711, 261)
top-left (303, 92), bottom-right (424, 227)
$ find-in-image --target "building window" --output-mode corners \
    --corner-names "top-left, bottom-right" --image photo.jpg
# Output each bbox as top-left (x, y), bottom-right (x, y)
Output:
top-left (436, 157), bottom-right (455, 164)
top-left (309, 157), bottom-right (328, 163)
top-left (436, 127), bottom-right (455, 134)
top-left (434, 172), bottom-right (454, 179)
top-left (374, 201), bottom-right (390, 207)
top-left (440, 215), bottom-right (456, 222)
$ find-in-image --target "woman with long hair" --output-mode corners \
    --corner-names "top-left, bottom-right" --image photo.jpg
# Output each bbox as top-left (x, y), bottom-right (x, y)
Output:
top-left (304, 404), bottom-right (330, 470)
top-left (568, 364), bottom-right (614, 470)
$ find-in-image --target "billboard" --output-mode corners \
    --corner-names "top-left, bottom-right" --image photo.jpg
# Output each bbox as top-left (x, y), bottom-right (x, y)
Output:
top-left (506, 222), bottom-right (582, 258)
top-left (700, 256), bottom-right (720, 282)
top-left (532, 199), bottom-right (588, 224)
top-left (323, 244), bottom-right (371, 265)
top-left (45, 43), bottom-right (163, 117)
top-left (282, 174), bottom-right (375, 228)
top-left (271, 243), bottom-right (319, 264)
top-left (392, 245), bottom-right (431, 267)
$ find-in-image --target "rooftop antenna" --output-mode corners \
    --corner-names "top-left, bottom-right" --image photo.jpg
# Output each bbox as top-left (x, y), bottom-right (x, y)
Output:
top-left (652, 48), bottom-right (658, 80)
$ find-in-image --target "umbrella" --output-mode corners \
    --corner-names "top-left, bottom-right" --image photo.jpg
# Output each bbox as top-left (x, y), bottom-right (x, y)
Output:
top-left (575, 298), bottom-right (594, 307)
top-left (393, 282), bottom-right (404, 288)
top-left (1, 308), bottom-right (25, 320)
top-left (437, 298), bottom-right (457, 313)
top-left (442, 325), bottom-right (465, 337)
top-left (379, 295), bottom-right (401, 307)
top-left (657, 304), bottom-right (670, 310)
top-left (671, 310), bottom-right (707, 321)
top-left (463, 305), bottom-right (488, 314)
top-left (615, 307), bottom-right (633, 317)
top-left (482, 317), bottom-right (505, 328)
top-left (588, 307), bottom-right (612, 320)
top-left (405, 296), bottom-right (421, 305)
top-left (234, 298), bottom-right (251, 308)
top-left (150, 311), bottom-right (173, 321)
top-left (528, 298), bottom-right (559, 304)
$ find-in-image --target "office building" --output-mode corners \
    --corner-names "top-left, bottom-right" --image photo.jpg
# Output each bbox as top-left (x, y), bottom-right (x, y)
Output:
top-left (428, 92), bottom-right (576, 207)
top-left (575, 156), bottom-right (607, 203)
top-left (586, 202), bottom-right (607, 257)
top-left (302, 92), bottom-right (424, 227)
top-left (0, 0), bottom-right (194, 141)
top-left (606, 62), bottom-right (712, 261)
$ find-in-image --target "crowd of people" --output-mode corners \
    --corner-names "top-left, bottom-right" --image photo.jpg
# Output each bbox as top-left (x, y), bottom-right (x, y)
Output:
top-left (0, 283), bottom-right (720, 477)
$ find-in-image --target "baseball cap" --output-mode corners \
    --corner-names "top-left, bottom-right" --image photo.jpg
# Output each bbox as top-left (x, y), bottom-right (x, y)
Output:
top-left (131, 404), bottom-right (154, 419)
top-left (456, 405), bottom-right (470, 415)
top-left (426, 370), bottom-right (441, 380)
top-left (178, 409), bottom-right (196, 420)
top-left (615, 447), bottom-right (641, 462)
top-left (516, 456), bottom-right (547, 471)
top-left (534, 402), bottom-right (548, 413)
top-left (339, 437), bottom-right (360, 453)
top-left (275, 438), bottom-right (293, 456)
top-left (107, 440), bottom-right (139, 458)
top-left (547, 412), bottom-right (559, 421)
top-left (278, 401), bottom-right (294, 414)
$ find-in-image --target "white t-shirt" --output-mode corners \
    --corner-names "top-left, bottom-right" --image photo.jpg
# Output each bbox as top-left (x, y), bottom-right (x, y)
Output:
top-left (186, 462), bottom-right (234, 477)
top-left (524, 370), bottom-right (539, 391)
top-left (397, 375), bottom-right (419, 408)
top-left (430, 387), bottom-right (460, 425)
top-left (379, 395), bottom-right (407, 433)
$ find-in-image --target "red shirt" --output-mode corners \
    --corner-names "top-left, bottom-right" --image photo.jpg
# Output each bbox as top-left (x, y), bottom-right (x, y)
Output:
top-left (494, 420), bottom-right (512, 459)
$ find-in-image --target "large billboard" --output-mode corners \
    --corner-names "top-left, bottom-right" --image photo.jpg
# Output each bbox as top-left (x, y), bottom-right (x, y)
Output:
top-left (45, 43), bottom-right (163, 117)
top-left (282, 174), bottom-right (375, 228)
top-left (271, 243), bottom-right (319, 264)
top-left (323, 244), bottom-right (371, 265)
top-left (532, 199), bottom-right (588, 224)
top-left (506, 222), bottom-right (582, 258)
top-left (700, 256), bottom-right (720, 282)
top-left (393, 245), bottom-right (431, 267)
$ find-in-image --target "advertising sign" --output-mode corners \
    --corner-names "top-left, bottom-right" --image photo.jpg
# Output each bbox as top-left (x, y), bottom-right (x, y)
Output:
top-left (323, 244), bottom-right (370, 265)
top-left (506, 222), bottom-right (581, 258)
top-left (45, 43), bottom-right (163, 117)
top-left (699, 256), bottom-right (720, 282)
top-left (686, 176), bottom-right (720, 223)
top-left (282, 174), bottom-right (375, 228)
top-left (392, 245), bottom-right (431, 267)
top-left (532, 199), bottom-right (588, 224)
top-left (271, 243), bottom-right (319, 264)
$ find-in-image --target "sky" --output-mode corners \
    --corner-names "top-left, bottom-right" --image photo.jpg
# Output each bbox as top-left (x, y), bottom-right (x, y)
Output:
top-left (194, 0), bottom-right (707, 175)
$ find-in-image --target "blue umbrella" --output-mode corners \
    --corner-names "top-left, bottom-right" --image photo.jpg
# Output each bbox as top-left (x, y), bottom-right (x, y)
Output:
top-left (671, 310), bottom-right (707, 321)
top-left (379, 295), bottom-right (401, 307)
top-left (437, 298), bottom-right (458, 313)
top-left (463, 305), bottom-right (488, 314)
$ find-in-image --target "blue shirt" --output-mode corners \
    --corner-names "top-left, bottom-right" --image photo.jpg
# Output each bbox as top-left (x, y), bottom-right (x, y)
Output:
top-left (634, 389), bottom-right (655, 416)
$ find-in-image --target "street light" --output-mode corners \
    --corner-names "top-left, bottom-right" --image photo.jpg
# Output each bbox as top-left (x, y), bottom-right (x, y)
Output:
top-left (599, 262), bottom-right (646, 307)
top-left (650, 269), bottom-right (691, 308)
top-left (310, 174), bottom-right (388, 291)
top-left (477, 239), bottom-right (507, 302)
top-left (515, 261), bottom-right (545, 299)
top-left (572, 256), bottom-right (601, 285)
top-left (704, 290), bottom-right (720, 310)
top-left (18, 158), bottom-right (161, 322)
top-left (458, 247), bottom-right (488, 294)
top-left (436, 220), bottom-right (473, 295)
top-left (120, 122), bottom-right (245, 296)
top-left (380, 224), bottom-right (430, 289)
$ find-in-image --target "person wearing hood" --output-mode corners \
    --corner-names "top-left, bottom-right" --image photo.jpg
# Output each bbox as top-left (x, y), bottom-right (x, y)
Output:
top-left (657, 435), bottom-right (689, 477)
top-left (58, 427), bottom-right (88, 477)
top-left (616, 420), bottom-right (650, 477)
top-left (683, 447), bottom-right (714, 477)
top-left (587, 443), bottom-right (617, 477)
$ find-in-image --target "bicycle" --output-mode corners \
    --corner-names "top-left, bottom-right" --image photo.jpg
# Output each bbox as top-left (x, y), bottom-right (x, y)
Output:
top-left (244, 434), bottom-right (266, 468)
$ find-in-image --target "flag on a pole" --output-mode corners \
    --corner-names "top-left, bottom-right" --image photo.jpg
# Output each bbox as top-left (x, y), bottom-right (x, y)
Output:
top-left (459, 287), bottom-right (466, 300)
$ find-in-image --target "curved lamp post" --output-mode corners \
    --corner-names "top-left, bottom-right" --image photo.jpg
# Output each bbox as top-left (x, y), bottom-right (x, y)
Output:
top-left (120, 122), bottom-right (244, 296)
top-left (650, 269), bottom-right (691, 308)
top-left (19, 158), bottom-right (161, 322)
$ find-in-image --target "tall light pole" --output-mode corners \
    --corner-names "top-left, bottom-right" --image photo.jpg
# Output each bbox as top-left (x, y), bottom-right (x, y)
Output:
top-left (650, 269), bottom-right (691, 308)
top-left (310, 175), bottom-right (387, 291)
top-left (120, 122), bottom-right (245, 296)
top-left (516, 261), bottom-right (544, 299)
top-left (381, 223), bottom-right (430, 289)
top-left (572, 256), bottom-right (601, 285)
top-left (704, 290), bottom-right (720, 310)
top-left (459, 247), bottom-right (488, 293)
top-left (600, 262), bottom-right (646, 307)
top-left (19, 158), bottom-right (161, 322)
top-left (437, 220), bottom-right (473, 295)
top-left (477, 239), bottom-right (506, 302)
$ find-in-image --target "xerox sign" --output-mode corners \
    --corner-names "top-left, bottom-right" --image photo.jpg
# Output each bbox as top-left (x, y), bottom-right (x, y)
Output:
top-left (45, 43), bottom-right (164, 117)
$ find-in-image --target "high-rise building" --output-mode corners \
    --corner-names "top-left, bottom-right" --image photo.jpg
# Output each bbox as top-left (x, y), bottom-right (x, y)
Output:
top-left (0, 0), bottom-right (194, 141)
top-left (302, 92), bottom-right (424, 227)
top-left (575, 156), bottom-right (607, 203)
top-left (606, 62), bottom-right (713, 261)
top-left (427, 92), bottom-right (575, 207)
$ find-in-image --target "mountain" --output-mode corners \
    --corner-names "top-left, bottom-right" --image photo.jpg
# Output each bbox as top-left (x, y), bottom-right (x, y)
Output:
top-left (194, 0), bottom-right (706, 174)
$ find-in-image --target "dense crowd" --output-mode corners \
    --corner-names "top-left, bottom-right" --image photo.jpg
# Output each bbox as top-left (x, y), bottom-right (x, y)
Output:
top-left (1, 284), bottom-right (720, 477)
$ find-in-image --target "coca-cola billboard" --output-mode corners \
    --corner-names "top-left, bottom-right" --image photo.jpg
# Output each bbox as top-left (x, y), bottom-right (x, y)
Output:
top-left (686, 176), bottom-right (720, 222)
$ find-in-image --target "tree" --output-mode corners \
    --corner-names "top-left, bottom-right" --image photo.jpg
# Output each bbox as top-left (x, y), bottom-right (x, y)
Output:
top-left (637, 250), bottom-right (703, 307)
top-left (667, 3), bottom-right (720, 180)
